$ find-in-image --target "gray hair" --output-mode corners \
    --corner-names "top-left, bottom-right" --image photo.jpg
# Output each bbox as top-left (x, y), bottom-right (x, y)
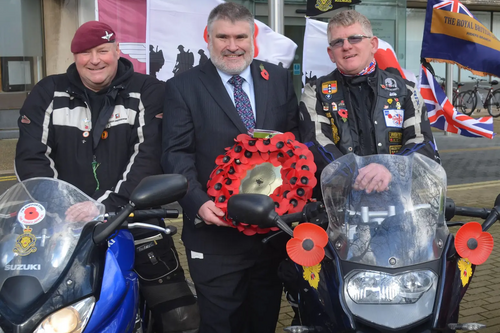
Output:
top-left (207, 2), bottom-right (255, 35)
top-left (327, 10), bottom-right (373, 43)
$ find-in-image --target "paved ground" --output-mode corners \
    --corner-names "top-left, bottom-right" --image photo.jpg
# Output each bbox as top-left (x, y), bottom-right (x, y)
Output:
top-left (1, 119), bottom-right (500, 332)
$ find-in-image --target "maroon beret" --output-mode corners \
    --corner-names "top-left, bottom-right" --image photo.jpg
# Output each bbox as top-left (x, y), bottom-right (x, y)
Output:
top-left (71, 21), bottom-right (116, 54)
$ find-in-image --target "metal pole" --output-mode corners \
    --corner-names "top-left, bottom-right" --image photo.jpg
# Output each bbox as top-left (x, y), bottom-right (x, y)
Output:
top-left (445, 63), bottom-right (453, 136)
top-left (268, 0), bottom-right (284, 34)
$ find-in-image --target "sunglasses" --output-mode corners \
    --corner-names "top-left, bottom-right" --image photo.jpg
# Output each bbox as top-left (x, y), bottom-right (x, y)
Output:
top-left (329, 34), bottom-right (371, 49)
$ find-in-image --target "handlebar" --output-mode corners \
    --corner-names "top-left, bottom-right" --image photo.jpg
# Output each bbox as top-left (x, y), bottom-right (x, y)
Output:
top-left (445, 197), bottom-right (500, 231)
top-left (105, 208), bottom-right (179, 222)
top-left (129, 209), bottom-right (179, 221)
top-left (452, 206), bottom-right (491, 220)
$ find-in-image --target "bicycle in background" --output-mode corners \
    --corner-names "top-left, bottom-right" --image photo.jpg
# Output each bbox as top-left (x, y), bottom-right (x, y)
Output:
top-left (456, 76), bottom-right (500, 117)
top-left (436, 75), bottom-right (465, 112)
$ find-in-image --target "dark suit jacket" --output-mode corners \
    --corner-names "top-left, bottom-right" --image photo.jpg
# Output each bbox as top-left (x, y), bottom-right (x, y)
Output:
top-left (162, 59), bottom-right (299, 254)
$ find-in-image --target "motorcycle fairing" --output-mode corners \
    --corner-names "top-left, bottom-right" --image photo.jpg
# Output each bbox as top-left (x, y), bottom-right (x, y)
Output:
top-left (84, 231), bottom-right (139, 333)
top-left (294, 154), bottom-right (458, 332)
top-left (0, 231), bottom-right (101, 332)
top-left (296, 243), bottom-right (355, 332)
top-left (432, 234), bottom-right (474, 332)
top-left (107, 230), bottom-right (135, 272)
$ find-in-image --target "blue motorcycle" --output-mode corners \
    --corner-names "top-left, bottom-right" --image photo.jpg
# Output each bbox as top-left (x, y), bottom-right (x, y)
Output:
top-left (0, 174), bottom-right (187, 333)
top-left (228, 153), bottom-right (497, 333)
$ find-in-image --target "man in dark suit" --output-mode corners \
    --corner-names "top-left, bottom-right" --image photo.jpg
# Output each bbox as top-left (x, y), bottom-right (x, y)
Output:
top-left (161, 3), bottom-right (299, 333)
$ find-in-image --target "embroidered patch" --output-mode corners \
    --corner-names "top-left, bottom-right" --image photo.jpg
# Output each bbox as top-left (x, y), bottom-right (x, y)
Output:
top-left (388, 131), bottom-right (403, 143)
top-left (389, 145), bottom-right (402, 154)
top-left (383, 78), bottom-right (399, 91)
top-left (383, 109), bottom-right (404, 128)
top-left (322, 81), bottom-right (337, 95)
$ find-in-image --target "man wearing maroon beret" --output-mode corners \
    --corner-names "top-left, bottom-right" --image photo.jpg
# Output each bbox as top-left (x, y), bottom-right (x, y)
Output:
top-left (15, 21), bottom-right (199, 333)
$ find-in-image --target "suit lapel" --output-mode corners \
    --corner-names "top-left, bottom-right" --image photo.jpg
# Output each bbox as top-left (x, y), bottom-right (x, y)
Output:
top-left (251, 61), bottom-right (269, 129)
top-left (199, 60), bottom-right (247, 133)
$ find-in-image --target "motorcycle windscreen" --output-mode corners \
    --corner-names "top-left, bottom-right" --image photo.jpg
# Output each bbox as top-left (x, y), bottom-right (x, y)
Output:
top-left (321, 153), bottom-right (449, 268)
top-left (0, 178), bottom-right (105, 292)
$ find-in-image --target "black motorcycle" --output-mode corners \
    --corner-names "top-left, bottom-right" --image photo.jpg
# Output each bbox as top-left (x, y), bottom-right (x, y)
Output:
top-left (228, 153), bottom-right (496, 332)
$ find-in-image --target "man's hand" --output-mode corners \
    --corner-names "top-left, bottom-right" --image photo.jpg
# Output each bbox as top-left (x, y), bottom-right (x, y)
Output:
top-left (353, 163), bottom-right (392, 193)
top-left (65, 201), bottom-right (101, 223)
top-left (198, 201), bottom-right (229, 227)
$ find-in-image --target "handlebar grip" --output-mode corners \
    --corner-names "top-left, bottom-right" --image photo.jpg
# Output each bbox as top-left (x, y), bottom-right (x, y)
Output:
top-left (281, 211), bottom-right (305, 224)
top-left (129, 209), bottom-right (179, 221)
top-left (453, 206), bottom-right (491, 220)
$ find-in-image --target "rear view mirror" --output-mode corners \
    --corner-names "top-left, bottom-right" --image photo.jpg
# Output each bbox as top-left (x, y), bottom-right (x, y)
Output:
top-left (93, 174), bottom-right (188, 244)
top-left (131, 174), bottom-right (187, 209)
top-left (227, 194), bottom-right (278, 229)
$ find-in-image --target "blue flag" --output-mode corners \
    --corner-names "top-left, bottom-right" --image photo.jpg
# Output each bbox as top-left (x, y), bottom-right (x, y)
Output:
top-left (421, 0), bottom-right (500, 77)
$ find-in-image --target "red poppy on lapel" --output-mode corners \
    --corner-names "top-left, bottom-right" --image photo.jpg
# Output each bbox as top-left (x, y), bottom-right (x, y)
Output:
top-left (259, 64), bottom-right (269, 80)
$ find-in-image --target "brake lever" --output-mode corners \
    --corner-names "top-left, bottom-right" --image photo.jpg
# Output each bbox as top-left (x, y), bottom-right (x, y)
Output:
top-left (262, 230), bottom-right (284, 244)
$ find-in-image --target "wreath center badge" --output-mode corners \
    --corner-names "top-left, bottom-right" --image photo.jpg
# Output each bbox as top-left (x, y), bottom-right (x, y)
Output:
top-left (207, 131), bottom-right (317, 236)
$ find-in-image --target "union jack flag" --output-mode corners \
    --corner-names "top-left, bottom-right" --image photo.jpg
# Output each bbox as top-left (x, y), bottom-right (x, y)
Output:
top-left (419, 65), bottom-right (495, 139)
top-left (433, 0), bottom-right (473, 18)
top-left (393, 114), bottom-right (403, 126)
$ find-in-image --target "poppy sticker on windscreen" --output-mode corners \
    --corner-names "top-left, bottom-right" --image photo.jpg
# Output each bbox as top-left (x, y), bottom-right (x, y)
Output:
top-left (18, 203), bottom-right (46, 225)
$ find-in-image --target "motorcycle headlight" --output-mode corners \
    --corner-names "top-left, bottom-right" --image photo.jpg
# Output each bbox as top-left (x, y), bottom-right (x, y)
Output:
top-left (34, 296), bottom-right (95, 333)
top-left (346, 270), bottom-right (436, 304)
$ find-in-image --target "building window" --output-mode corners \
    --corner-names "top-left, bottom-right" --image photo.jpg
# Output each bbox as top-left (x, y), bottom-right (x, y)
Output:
top-left (0, 0), bottom-right (43, 93)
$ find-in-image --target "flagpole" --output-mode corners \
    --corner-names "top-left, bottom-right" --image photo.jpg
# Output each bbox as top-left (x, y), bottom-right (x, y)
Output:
top-left (268, 0), bottom-right (284, 34)
top-left (445, 63), bottom-right (453, 136)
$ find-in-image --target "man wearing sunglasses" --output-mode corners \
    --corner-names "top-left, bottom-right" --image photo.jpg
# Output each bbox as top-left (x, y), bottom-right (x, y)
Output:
top-left (299, 10), bottom-right (439, 195)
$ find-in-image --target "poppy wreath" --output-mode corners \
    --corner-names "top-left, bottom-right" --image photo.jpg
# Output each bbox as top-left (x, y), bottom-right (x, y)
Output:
top-left (206, 132), bottom-right (317, 236)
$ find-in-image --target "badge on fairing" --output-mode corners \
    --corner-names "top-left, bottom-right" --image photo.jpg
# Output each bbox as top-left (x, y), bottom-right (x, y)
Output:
top-left (14, 228), bottom-right (38, 256)
top-left (458, 258), bottom-right (473, 287)
top-left (303, 263), bottom-right (321, 289)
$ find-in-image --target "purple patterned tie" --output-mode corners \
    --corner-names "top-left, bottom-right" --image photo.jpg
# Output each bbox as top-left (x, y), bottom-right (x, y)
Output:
top-left (228, 75), bottom-right (255, 131)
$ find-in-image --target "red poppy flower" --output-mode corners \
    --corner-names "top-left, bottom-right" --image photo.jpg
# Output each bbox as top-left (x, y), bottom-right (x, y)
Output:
top-left (237, 134), bottom-right (259, 152)
top-left (338, 109), bottom-right (348, 119)
top-left (286, 223), bottom-right (328, 267)
top-left (296, 159), bottom-right (317, 175)
top-left (24, 207), bottom-right (39, 221)
top-left (455, 222), bottom-right (494, 265)
top-left (261, 69), bottom-right (269, 80)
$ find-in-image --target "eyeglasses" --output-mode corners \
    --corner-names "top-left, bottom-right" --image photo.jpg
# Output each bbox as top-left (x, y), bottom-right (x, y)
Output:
top-left (328, 35), bottom-right (371, 49)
